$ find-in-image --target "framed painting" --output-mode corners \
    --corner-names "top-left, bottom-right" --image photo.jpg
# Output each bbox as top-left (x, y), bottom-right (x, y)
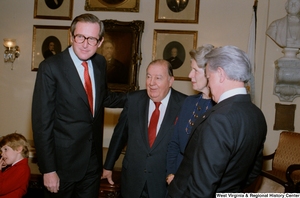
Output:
top-left (31, 25), bottom-right (70, 71)
top-left (34, 0), bottom-right (73, 20)
top-left (97, 20), bottom-right (144, 92)
top-left (85, 0), bottom-right (140, 12)
top-left (155, 0), bottom-right (200, 23)
top-left (273, 103), bottom-right (296, 131)
top-left (152, 29), bottom-right (197, 81)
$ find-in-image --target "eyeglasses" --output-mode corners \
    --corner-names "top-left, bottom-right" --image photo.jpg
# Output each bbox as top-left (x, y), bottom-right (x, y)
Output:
top-left (73, 34), bottom-right (100, 46)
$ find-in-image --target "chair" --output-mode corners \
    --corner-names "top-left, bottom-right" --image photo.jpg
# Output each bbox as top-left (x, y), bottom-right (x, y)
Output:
top-left (260, 131), bottom-right (300, 192)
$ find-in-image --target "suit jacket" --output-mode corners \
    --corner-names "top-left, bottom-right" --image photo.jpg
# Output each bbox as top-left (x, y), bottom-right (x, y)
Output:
top-left (168, 94), bottom-right (267, 198)
top-left (104, 89), bottom-right (186, 198)
top-left (32, 47), bottom-right (125, 182)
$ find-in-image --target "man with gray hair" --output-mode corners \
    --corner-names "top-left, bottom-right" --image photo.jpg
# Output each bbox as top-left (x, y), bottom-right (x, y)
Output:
top-left (167, 45), bottom-right (267, 197)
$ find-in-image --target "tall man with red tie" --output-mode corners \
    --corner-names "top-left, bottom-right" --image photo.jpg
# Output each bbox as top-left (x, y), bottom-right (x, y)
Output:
top-left (102, 59), bottom-right (186, 198)
top-left (31, 14), bottom-right (126, 198)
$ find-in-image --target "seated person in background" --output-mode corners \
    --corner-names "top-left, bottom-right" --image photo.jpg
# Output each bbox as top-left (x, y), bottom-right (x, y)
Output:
top-left (166, 44), bottom-right (215, 185)
top-left (0, 133), bottom-right (31, 198)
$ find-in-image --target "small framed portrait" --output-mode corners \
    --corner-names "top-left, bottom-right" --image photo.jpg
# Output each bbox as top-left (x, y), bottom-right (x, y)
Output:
top-left (273, 103), bottom-right (296, 131)
top-left (153, 29), bottom-right (197, 81)
top-left (34, 0), bottom-right (74, 20)
top-left (97, 20), bottom-right (144, 92)
top-left (31, 25), bottom-right (70, 71)
top-left (155, 0), bottom-right (200, 23)
top-left (85, 0), bottom-right (140, 12)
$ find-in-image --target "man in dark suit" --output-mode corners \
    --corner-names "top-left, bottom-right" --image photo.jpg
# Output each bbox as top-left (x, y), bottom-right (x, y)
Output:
top-left (32, 14), bottom-right (126, 198)
top-left (101, 59), bottom-right (187, 198)
top-left (167, 45), bottom-right (267, 197)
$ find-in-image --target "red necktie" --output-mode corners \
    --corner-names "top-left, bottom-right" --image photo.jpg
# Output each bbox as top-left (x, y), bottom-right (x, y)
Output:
top-left (148, 102), bottom-right (161, 147)
top-left (82, 61), bottom-right (93, 115)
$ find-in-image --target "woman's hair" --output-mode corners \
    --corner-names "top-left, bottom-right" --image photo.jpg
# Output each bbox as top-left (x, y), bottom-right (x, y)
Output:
top-left (0, 133), bottom-right (30, 158)
top-left (70, 13), bottom-right (105, 40)
top-left (189, 44), bottom-right (215, 68)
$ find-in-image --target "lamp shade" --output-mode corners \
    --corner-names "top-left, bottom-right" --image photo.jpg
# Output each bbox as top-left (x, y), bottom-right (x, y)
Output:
top-left (3, 39), bottom-right (16, 48)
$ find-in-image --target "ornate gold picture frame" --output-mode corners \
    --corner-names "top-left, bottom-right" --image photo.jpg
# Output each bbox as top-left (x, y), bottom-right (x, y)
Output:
top-left (153, 29), bottom-right (197, 81)
top-left (98, 20), bottom-right (144, 92)
top-left (85, 0), bottom-right (140, 12)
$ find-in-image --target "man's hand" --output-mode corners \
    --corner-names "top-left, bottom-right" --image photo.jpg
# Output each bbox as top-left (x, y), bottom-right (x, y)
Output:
top-left (44, 172), bottom-right (60, 193)
top-left (166, 174), bottom-right (175, 185)
top-left (101, 169), bottom-right (114, 185)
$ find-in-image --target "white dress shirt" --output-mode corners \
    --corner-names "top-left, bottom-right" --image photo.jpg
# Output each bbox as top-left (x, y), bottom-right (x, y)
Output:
top-left (218, 87), bottom-right (247, 103)
top-left (148, 89), bottom-right (172, 135)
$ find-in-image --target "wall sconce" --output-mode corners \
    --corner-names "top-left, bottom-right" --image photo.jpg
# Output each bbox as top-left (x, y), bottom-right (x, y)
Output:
top-left (3, 38), bottom-right (20, 70)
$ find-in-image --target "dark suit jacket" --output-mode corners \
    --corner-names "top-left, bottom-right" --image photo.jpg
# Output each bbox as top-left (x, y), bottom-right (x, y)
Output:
top-left (32, 47), bottom-right (125, 182)
top-left (168, 94), bottom-right (267, 198)
top-left (104, 89), bottom-right (186, 198)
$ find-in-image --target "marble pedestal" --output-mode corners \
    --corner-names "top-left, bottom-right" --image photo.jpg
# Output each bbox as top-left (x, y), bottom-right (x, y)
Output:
top-left (274, 59), bottom-right (300, 102)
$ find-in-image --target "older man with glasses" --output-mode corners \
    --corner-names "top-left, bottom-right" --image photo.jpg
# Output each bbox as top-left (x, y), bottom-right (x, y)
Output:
top-left (32, 13), bottom-right (126, 198)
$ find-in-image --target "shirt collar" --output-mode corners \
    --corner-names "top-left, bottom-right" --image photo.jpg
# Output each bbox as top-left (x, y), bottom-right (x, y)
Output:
top-left (218, 87), bottom-right (247, 103)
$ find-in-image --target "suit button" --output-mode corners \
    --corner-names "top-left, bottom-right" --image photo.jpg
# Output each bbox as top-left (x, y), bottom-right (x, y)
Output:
top-left (144, 169), bottom-right (147, 173)
top-left (147, 153), bottom-right (151, 157)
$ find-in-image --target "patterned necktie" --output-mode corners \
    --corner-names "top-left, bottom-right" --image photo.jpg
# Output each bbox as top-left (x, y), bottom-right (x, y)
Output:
top-left (82, 61), bottom-right (93, 115)
top-left (148, 102), bottom-right (161, 147)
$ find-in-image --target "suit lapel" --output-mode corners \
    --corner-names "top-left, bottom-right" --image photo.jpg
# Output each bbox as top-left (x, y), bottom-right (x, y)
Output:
top-left (138, 93), bottom-right (150, 148)
top-left (91, 57), bottom-right (103, 116)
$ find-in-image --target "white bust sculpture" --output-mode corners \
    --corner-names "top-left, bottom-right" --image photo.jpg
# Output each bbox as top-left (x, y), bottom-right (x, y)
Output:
top-left (267, 0), bottom-right (300, 59)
